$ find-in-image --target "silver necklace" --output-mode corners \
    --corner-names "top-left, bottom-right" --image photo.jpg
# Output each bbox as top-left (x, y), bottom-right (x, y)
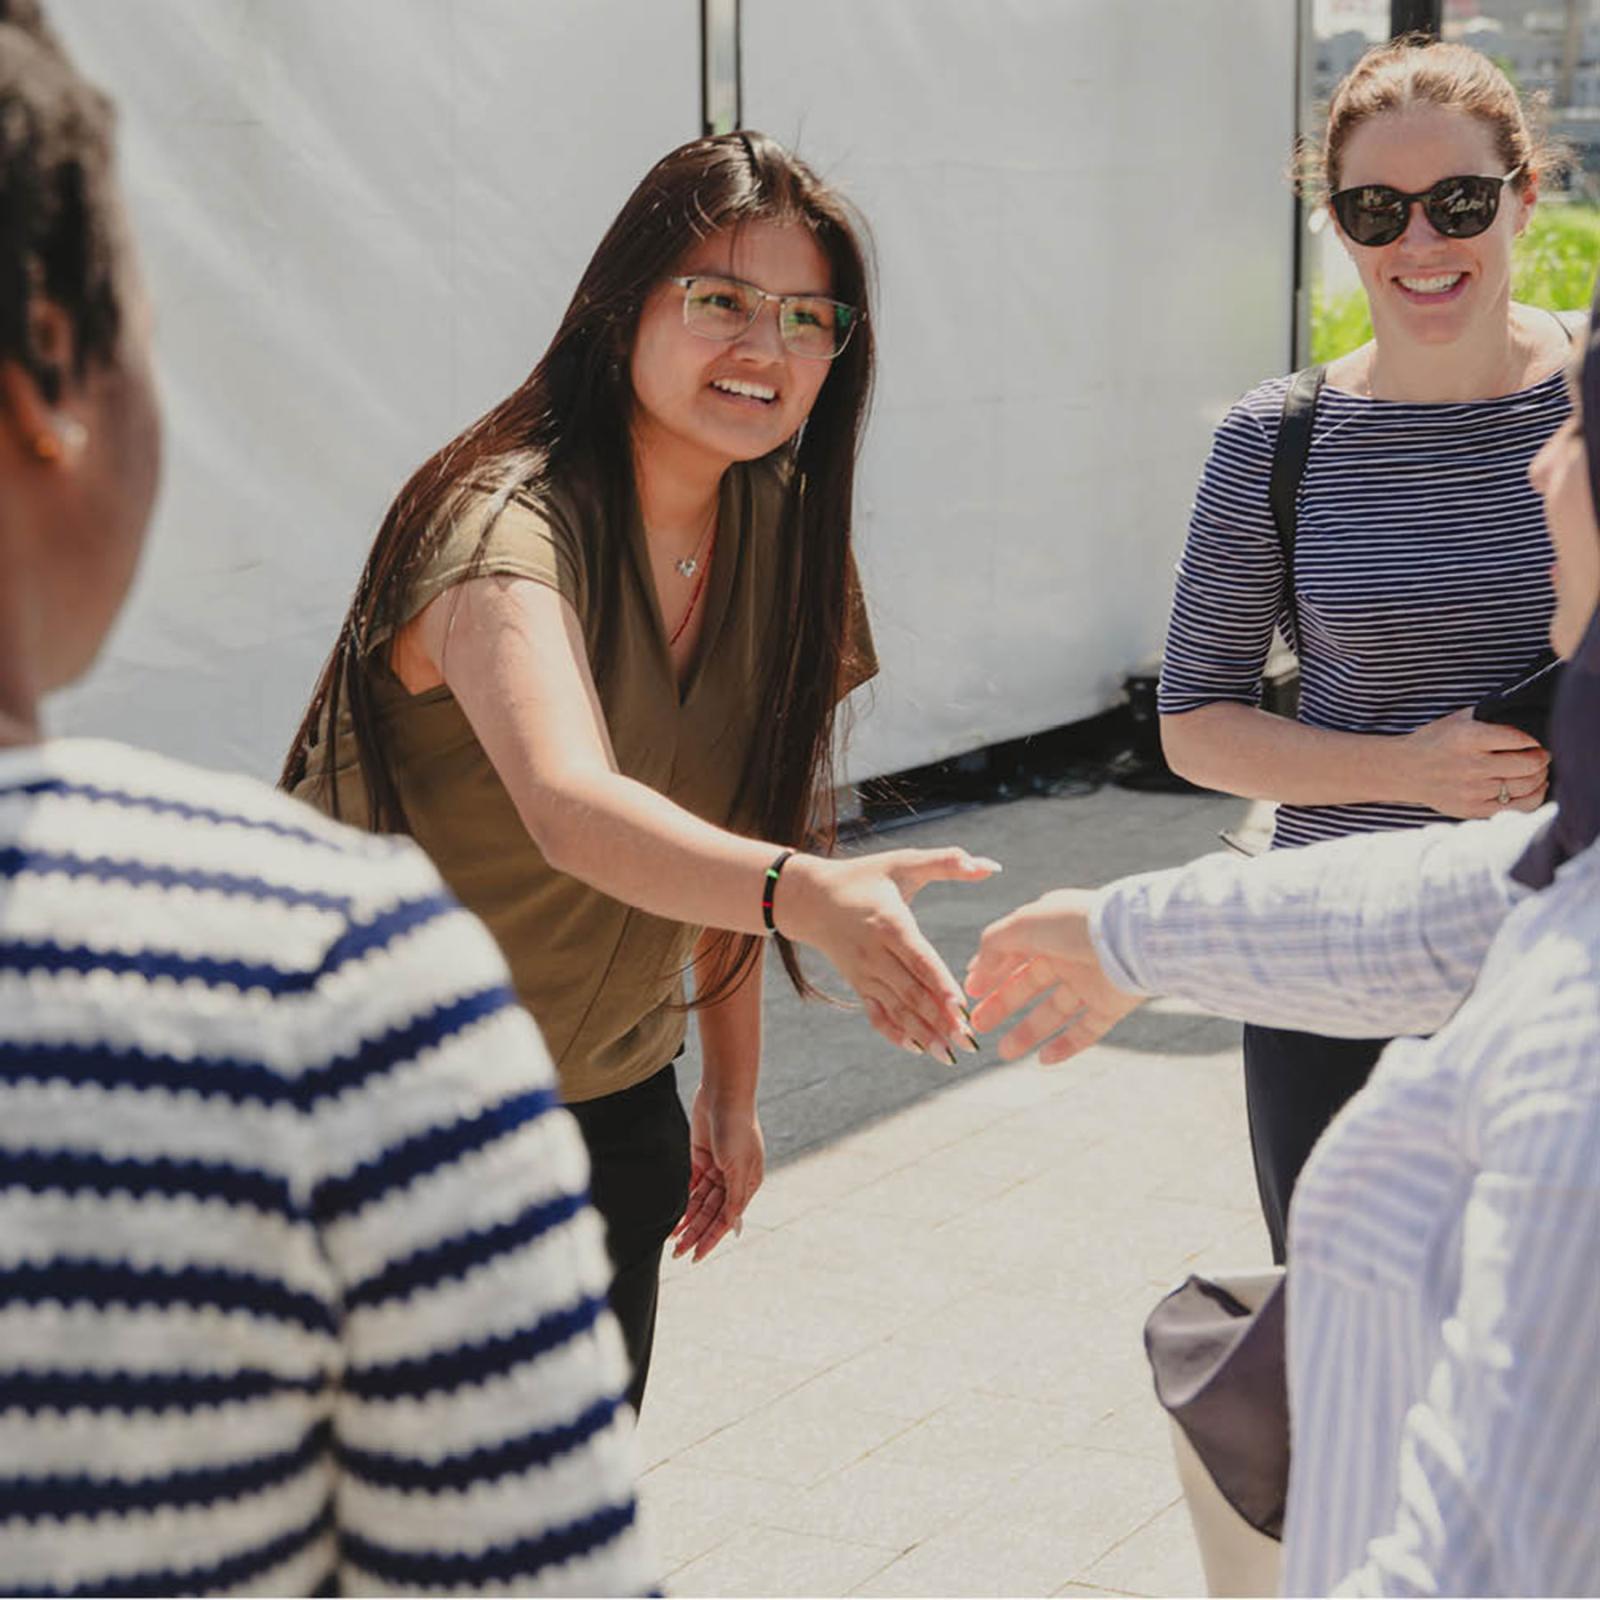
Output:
top-left (663, 502), bottom-right (718, 580)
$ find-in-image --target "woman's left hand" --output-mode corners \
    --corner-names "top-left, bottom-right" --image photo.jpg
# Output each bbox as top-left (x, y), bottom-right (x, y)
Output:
top-left (671, 1087), bottom-right (765, 1263)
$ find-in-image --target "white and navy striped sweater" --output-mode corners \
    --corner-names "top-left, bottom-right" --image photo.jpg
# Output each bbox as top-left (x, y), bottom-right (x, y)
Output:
top-left (1160, 369), bottom-right (1566, 848)
top-left (0, 740), bottom-right (653, 1597)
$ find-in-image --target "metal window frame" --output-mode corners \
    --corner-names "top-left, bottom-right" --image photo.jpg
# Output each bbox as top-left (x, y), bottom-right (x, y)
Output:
top-left (701, 0), bottom-right (741, 136)
top-left (1390, 1), bottom-right (1442, 38)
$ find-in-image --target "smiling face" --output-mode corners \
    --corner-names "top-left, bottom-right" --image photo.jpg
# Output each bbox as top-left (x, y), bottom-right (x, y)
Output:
top-left (1334, 104), bottom-right (1530, 347)
top-left (1530, 370), bottom-right (1600, 660)
top-left (628, 219), bottom-right (835, 474)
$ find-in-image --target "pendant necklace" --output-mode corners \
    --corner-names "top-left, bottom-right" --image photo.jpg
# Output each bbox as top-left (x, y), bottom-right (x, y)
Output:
top-left (668, 500), bottom-right (718, 579)
top-left (667, 520), bottom-right (719, 648)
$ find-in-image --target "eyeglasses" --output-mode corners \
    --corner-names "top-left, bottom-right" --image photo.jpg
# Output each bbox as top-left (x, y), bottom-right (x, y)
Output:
top-left (669, 274), bottom-right (860, 360)
top-left (1328, 165), bottom-right (1524, 247)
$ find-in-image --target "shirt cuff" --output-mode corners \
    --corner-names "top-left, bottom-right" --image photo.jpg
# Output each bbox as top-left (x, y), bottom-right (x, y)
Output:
top-left (1087, 879), bottom-right (1158, 998)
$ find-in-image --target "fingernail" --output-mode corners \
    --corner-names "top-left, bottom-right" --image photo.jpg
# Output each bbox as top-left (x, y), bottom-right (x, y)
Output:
top-left (974, 857), bottom-right (1002, 872)
top-left (959, 1002), bottom-right (973, 1023)
top-left (902, 1039), bottom-right (922, 1056)
top-left (941, 1045), bottom-right (958, 1067)
top-left (961, 1030), bottom-right (980, 1054)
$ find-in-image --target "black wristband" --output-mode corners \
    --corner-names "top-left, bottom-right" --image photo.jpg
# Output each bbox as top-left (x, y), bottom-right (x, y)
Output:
top-left (761, 848), bottom-right (795, 934)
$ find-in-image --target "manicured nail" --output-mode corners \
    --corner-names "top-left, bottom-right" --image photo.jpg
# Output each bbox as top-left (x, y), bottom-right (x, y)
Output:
top-left (959, 1002), bottom-right (974, 1024)
top-left (961, 1030), bottom-right (980, 1054)
top-left (902, 1039), bottom-right (923, 1056)
top-left (941, 1045), bottom-right (958, 1067)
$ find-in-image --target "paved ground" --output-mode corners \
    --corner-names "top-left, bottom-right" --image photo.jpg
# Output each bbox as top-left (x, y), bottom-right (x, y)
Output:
top-left (637, 778), bottom-right (1278, 1597)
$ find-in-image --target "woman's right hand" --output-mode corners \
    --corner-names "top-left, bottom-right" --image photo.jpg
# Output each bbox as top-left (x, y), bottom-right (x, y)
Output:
top-left (1398, 708), bottom-right (1550, 819)
top-left (776, 848), bottom-right (1001, 1060)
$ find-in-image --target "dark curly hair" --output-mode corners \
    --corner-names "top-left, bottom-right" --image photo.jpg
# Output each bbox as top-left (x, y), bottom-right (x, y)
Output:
top-left (0, 0), bottom-right (122, 401)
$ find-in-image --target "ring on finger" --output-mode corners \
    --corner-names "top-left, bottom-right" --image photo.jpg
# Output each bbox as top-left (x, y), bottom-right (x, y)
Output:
top-left (1497, 781), bottom-right (1511, 806)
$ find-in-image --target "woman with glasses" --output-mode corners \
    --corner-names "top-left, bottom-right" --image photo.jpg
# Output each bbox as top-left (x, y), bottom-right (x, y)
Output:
top-left (1156, 37), bottom-right (1580, 1261)
top-left (283, 132), bottom-right (994, 1413)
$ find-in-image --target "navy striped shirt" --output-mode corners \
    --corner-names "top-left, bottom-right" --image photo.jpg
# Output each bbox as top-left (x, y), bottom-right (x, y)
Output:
top-left (1160, 369), bottom-right (1567, 848)
top-left (0, 740), bottom-right (654, 1596)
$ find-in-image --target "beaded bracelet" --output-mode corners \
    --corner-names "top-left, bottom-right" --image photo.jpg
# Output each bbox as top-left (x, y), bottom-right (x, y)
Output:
top-left (761, 848), bottom-right (796, 934)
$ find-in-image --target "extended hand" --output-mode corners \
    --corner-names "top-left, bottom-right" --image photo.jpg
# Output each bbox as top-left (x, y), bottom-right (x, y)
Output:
top-left (779, 847), bottom-right (1001, 1061)
top-left (1400, 708), bottom-right (1549, 819)
top-left (671, 1087), bottom-right (765, 1263)
top-left (964, 888), bottom-right (1143, 1064)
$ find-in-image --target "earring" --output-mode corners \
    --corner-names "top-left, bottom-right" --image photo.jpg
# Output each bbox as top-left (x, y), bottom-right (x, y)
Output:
top-left (31, 416), bottom-right (87, 464)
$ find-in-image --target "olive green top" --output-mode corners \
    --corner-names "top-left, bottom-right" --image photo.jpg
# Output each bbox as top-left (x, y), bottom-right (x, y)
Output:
top-left (294, 458), bottom-right (876, 1103)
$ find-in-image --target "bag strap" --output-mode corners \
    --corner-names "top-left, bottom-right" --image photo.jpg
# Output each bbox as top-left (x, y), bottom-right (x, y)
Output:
top-left (1267, 364), bottom-right (1326, 644)
top-left (1553, 307), bottom-right (1586, 343)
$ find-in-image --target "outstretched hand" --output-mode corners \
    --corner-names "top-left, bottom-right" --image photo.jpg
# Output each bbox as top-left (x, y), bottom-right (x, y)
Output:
top-left (964, 888), bottom-right (1144, 1064)
top-left (780, 847), bottom-right (1001, 1061)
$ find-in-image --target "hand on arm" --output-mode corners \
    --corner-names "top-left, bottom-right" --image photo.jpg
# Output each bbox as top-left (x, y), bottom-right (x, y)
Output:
top-left (1161, 703), bottom-right (1549, 818)
top-left (408, 576), bottom-right (997, 1056)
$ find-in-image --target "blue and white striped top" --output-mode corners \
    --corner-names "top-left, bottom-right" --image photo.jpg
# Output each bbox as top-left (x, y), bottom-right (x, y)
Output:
top-left (1091, 808), bottom-right (1599, 1595)
top-left (1160, 370), bottom-right (1567, 848)
top-left (0, 740), bottom-right (654, 1597)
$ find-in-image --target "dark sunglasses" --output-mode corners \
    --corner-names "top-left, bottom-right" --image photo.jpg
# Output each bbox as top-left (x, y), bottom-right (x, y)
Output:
top-left (1328, 164), bottom-right (1525, 247)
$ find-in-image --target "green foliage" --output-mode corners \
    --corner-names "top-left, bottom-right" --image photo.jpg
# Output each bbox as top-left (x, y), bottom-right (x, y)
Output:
top-left (1310, 203), bottom-right (1600, 363)
top-left (1512, 204), bottom-right (1600, 310)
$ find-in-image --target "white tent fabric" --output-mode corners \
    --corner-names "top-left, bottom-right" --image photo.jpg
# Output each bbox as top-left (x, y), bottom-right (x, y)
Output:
top-left (744, 0), bottom-right (1297, 780)
top-left (48, 0), bottom-right (701, 777)
top-left (46, 1), bottom-right (1293, 787)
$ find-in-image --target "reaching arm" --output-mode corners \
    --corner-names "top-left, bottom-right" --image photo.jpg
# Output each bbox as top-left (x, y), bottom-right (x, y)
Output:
top-left (1089, 809), bottom-right (1543, 1038)
top-left (404, 573), bottom-right (994, 1058)
top-left (968, 809), bottom-right (1545, 1059)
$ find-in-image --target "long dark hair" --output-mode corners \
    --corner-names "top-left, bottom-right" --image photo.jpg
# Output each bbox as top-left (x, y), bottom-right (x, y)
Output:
top-left (281, 130), bottom-right (876, 1004)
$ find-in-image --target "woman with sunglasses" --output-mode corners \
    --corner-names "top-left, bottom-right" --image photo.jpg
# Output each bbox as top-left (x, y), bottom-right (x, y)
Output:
top-left (1156, 37), bottom-right (1578, 1262)
top-left (966, 276), bottom-right (1600, 1591)
top-left (283, 132), bottom-right (994, 1413)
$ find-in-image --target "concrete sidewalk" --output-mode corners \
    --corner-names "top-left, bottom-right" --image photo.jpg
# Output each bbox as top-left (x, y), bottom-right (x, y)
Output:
top-left (636, 780), bottom-right (1276, 1598)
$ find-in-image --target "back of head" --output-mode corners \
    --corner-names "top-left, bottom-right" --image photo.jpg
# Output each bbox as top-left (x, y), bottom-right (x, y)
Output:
top-left (1310, 35), bottom-right (1561, 200)
top-left (0, 0), bottom-right (122, 400)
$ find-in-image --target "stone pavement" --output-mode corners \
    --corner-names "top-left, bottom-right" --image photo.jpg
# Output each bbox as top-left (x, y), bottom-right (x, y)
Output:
top-left (637, 779), bottom-right (1278, 1598)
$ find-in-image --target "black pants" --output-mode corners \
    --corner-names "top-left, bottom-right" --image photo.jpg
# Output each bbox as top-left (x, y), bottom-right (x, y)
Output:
top-left (567, 1063), bottom-right (691, 1416)
top-left (1242, 1023), bottom-right (1388, 1264)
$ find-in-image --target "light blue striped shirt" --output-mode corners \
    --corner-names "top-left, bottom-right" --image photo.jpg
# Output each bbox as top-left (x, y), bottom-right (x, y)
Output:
top-left (0, 740), bottom-right (655, 1596)
top-left (1092, 808), bottom-right (1600, 1595)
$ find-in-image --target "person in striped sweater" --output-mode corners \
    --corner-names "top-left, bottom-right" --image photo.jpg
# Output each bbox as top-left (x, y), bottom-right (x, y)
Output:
top-left (0, 8), bottom-right (653, 1593)
top-left (1156, 37), bottom-right (1583, 1262)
